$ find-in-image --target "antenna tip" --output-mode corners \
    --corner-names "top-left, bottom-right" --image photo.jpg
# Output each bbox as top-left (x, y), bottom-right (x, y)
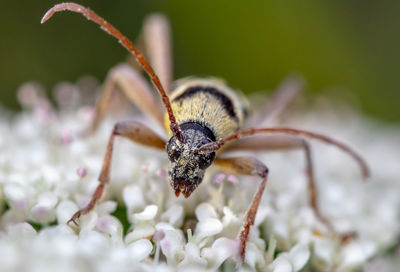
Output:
top-left (41, 9), bottom-right (53, 24)
top-left (362, 166), bottom-right (371, 180)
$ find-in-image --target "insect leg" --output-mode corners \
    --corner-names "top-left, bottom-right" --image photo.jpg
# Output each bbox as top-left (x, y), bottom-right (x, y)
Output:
top-left (221, 135), bottom-right (355, 241)
top-left (298, 138), bottom-right (356, 242)
top-left (214, 156), bottom-right (269, 262)
top-left (68, 121), bottom-right (166, 225)
top-left (223, 134), bottom-right (301, 152)
top-left (246, 76), bottom-right (303, 127)
top-left (142, 14), bottom-right (173, 93)
top-left (90, 63), bottom-right (164, 133)
top-left (199, 127), bottom-right (369, 178)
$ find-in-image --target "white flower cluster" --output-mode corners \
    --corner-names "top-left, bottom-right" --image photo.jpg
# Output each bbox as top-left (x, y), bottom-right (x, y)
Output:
top-left (0, 80), bottom-right (399, 272)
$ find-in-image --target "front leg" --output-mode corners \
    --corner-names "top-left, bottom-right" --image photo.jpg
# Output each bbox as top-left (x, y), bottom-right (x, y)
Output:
top-left (68, 121), bottom-right (165, 225)
top-left (214, 156), bottom-right (269, 262)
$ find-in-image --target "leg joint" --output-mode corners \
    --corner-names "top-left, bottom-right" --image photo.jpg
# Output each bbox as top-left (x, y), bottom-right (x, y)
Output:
top-left (259, 165), bottom-right (269, 178)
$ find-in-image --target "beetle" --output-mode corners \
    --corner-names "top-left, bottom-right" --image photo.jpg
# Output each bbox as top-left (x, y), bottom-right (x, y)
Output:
top-left (41, 2), bottom-right (369, 262)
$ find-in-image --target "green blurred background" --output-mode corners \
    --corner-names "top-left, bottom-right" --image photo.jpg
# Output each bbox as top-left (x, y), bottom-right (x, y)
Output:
top-left (1, 0), bottom-right (399, 121)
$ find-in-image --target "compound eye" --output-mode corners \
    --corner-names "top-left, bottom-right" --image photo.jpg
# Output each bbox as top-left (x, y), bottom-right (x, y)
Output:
top-left (168, 149), bottom-right (181, 162)
top-left (167, 138), bottom-right (181, 162)
top-left (198, 152), bottom-right (216, 169)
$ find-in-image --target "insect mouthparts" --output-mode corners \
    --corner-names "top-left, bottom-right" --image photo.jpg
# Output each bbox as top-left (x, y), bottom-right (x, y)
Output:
top-left (172, 177), bottom-right (197, 198)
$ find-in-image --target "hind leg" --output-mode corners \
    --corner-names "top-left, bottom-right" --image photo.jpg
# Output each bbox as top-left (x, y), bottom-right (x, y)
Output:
top-left (141, 14), bottom-right (173, 93)
top-left (246, 76), bottom-right (303, 127)
top-left (222, 135), bottom-right (356, 241)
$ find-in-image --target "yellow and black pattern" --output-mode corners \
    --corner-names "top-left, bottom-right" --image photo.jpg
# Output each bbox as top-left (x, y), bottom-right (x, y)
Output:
top-left (164, 78), bottom-right (247, 139)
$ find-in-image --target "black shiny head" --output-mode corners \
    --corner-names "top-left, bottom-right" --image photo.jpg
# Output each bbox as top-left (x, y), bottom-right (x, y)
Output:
top-left (166, 122), bottom-right (216, 198)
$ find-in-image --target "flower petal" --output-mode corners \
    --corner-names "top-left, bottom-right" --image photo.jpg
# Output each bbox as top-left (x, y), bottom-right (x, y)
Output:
top-left (195, 218), bottom-right (223, 241)
top-left (161, 204), bottom-right (184, 227)
top-left (270, 254), bottom-right (292, 272)
top-left (133, 205), bottom-right (158, 221)
top-left (289, 243), bottom-right (310, 271)
top-left (127, 239), bottom-right (153, 262)
top-left (202, 237), bottom-right (238, 269)
top-left (195, 203), bottom-right (218, 221)
top-left (56, 200), bottom-right (78, 224)
top-left (123, 185), bottom-right (145, 211)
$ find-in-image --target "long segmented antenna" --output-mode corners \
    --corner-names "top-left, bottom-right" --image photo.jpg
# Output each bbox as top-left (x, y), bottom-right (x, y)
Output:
top-left (41, 2), bottom-right (184, 143)
top-left (199, 127), bottom-right (370, 178)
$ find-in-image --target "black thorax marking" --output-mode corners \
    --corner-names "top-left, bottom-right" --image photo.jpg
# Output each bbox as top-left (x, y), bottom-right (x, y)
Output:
top-left (180, 121), bottom-right (216, 142)
top-left (173, 86), bottom-right (239, 123)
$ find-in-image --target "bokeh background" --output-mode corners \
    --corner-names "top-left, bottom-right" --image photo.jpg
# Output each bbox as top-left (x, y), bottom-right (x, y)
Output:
top-left (1, 0), bottom-right (399, 122)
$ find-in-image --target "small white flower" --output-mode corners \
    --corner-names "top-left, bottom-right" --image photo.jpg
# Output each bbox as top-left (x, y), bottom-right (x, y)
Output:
top-left (340, 240), bottom-right (377, 269)
top-left (96, 214), bottom-right (123, 239)
top-left (3, 183), bottom-right (29, 213)
top-left (194, 203), bottom-right (223, 243)
top-left (156, 223), bottom-right (185, 265)
top-left (289, 243), bottom-right (311, 271)
top-left (195, 218), bottom-right (223, 242)
top-left (127, 239), bottom-right (153, 262)
top-left (0, 81), bottom-right (398, 271)
top-left (202, 238), bottom-right (239, 270)
top-left (178, 242), bottom-right (208, 270)
top-left (161, 204), bottom-right (184, 227)
top-left (123, 184), bottom-right (145, 212)
top-left (312, 237), bottom-right (336, 269)
top-left (244, 241), bottom-right (266, 270)
top-left (30, 191), bottom-right (58, 223)
top-left (56, 200), bottom-right (78, 224)
top-left (6, 222), bottom-right (37, 239)
top-left (125, 222), bottom-right (155, 244)
top-left (133, 204), bottom-right (158, 221)
top-left (195, 203), bottom-right (218, 221)
top-left (269, 243), bottom-right (310, 272)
